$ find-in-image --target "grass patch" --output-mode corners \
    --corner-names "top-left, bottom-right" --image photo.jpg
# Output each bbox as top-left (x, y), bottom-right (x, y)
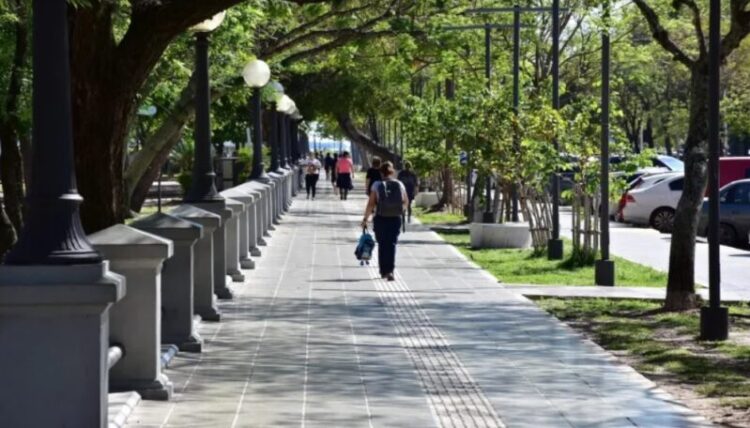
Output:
top-left (438, 232), bottom-right (668, 287)
top-left (414, 207), bottom-right (466, 226)
top-left (536, 297), bottom-right (750, 415)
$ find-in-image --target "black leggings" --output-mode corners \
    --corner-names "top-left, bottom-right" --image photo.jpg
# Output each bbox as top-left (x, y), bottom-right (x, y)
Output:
top-left (305, 174), bottom-right (319, 198)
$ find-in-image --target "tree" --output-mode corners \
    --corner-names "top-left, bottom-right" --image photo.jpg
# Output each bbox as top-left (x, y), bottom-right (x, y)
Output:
top-left (631, 0), bottom-right (750, 310)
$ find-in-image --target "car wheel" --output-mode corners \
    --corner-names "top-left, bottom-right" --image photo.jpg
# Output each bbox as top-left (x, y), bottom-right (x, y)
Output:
top-left (650, 207), bottom-right (675, 233)
top-left (719, 223), bottom-right (738, 246)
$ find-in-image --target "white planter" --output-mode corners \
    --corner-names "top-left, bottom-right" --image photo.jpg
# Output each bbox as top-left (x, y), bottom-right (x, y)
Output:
top-left (415, 192), bottom-right (439, 208)
top-left (470, 222), bottom-right (532, 249)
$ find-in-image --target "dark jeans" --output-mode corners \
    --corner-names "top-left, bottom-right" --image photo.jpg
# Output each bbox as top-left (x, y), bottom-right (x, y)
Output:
top-left (305, 174), bottom-right (319, 198)
top-left (374, 215), bottom-right (402, 276)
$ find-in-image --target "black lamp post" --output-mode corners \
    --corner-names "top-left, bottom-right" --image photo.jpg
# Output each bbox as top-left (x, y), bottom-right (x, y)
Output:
top-left (269, 108), bottom-right (280, 172)
top-left (700, 0), bottom-right (729, 341)
top-left (548, 0), bottom-right (564, 259)
top-left (4, 0), bottom-right (101, 265)
top-left (184, 13), bottom-right (225, 204)
top-left (242, 59), bottom-right (271, 181)
top-left (595, 1), bottom-right (615, 286)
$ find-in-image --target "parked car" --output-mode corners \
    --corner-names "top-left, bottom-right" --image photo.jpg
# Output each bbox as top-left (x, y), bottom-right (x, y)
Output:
top-left (612, 169), bottom-right (672, 221)
top-left (620, 172), bottom-right (684, 232)
top-left (698, 178), bottom-right (750, 246)
top-left (609, 155), bottom-right (684, 172)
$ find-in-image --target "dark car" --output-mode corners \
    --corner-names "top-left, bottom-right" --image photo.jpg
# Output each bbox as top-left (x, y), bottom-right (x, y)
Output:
top-left (698, 178), bottom-right (750, 246)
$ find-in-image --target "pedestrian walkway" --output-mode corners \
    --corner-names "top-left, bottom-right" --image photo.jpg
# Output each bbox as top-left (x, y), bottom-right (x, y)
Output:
top-left (125, 181), bottom-right (710, 428)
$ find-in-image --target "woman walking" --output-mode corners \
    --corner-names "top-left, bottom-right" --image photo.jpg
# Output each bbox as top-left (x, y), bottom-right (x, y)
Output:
top-left (304, 152), bottom-right (322, 200)
top-left (336, 151), bottom-right (354, 200)
top-left (361, 161), bottom-right (408, 281)
top-left (397, 160), bottom-right (419, 222)
top-left (330, 153), bottom-right (339, 195)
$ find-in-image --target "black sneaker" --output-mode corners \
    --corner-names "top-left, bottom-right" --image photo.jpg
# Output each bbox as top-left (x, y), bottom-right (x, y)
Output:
top-left (386, 273), bottom-right (395, 281)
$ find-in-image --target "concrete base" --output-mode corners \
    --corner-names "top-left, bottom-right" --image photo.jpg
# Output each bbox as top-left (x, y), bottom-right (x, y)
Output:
top-left (470, 222), bottom-right (532, 249)
top-left (89, 224), bottom-right (174, 402)
top-left (415, 192), bottom-right (440, 208)
top-left (170, 204), bottom-right (223, 322)
top-left (259, 237), bottom-right (268, 245)
top-left (131, 213), bottom-right (203, 356)
top-left (548, 238), bottom-right (564, 260)
top-left (595, 259), bottom-right (616, 287)
top-left (700, 306), bottom-right (729, 341)
top-left (111, 374), bottom-right (173, 401)
top-left (241, 258), bottom-right (255, 269)
top-left (0, 263), bottom-right (124, 428)
top-left (250, 246), bottom-right (262, 257)
top-left (178, 332), bottom-right (203, 353)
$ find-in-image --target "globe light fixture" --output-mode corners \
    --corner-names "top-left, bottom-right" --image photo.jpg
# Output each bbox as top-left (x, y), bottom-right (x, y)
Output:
top-left (242, 59), bottom-right (271, 88)
top-left (190, 11), bottom-right (226, 33)
top-left (276, 94), bottom-right (294, 113)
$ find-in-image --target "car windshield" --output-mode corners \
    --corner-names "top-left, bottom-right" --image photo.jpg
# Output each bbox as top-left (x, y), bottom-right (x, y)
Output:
top-left (656, 156), bottom-right (684, 172)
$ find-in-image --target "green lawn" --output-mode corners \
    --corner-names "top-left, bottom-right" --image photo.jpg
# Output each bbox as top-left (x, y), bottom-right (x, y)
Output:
top-left (536, 297), bottom-right (750, 416)
top-left (414, 207), bottom-right (466, 226)
top-left (438, 232), bottom-right (669, 287)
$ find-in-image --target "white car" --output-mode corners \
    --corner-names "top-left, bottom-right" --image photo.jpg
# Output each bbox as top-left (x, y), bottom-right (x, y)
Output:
top-left (621, 173), bottom-right (683, 232)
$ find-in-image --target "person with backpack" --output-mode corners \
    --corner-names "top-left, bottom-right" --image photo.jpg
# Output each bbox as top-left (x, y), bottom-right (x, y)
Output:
top-left (361, 161), bottom-right (408, 281)
top-left (397, 160), bottom-right (419, 222)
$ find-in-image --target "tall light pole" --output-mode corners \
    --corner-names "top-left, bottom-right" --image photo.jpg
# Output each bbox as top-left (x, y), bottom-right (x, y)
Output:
top-left (595, 1), bottom-right (615, 286)
top-left (184, 12), bottom-right (226, 204)
top-left (242, 59), bottom-right (271, 181)
top-left (700, 0), bottom-right (729, 341)
top-left (548, 0), bottom-right (564, 259)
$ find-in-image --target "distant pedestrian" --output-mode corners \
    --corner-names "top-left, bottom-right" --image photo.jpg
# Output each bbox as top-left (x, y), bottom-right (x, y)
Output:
top-left (324, 153), bottom-right (334, 179)
top-left (361, 161), bottom-right (408, 281)
top-left (365, 157), bottom-right (382, 196)
top-left (397, 161), bottom-right (419, 222)
top-left (331, 153), bottom-right (339, 195)
top-left (304, 152), bottom-right (322, 200)
top-left (336, 151), bottom-right (354, 200)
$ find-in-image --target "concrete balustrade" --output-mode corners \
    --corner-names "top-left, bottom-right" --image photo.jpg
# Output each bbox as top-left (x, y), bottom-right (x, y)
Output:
top-left (89, 225), bottom-right (174, 401)
top-left (242, 180), bottom-right (271, 248)
top-left (221, 187), bottom-right (260, 268)
top-left (170, 204), bottom-right (222, 322)
top-left (223, 198), bottom-right (245, 283)
top-left (187, 202), bottom-right (233, 300)
top-left (268, 171), bottom-right (284, 223)
top-left (0, 263), bottom-right (125, 427)
top-left (131, 213), bottom-right (204, 352)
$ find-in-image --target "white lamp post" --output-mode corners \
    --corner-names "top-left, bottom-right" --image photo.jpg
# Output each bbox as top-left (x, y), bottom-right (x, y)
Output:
top-left (242, 59), bottom-right (271, 180)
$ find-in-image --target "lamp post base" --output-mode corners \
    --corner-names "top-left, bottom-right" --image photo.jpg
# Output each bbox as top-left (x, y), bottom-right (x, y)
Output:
top-left (547, 238), bottom-right (564, 260)
top-left (700, 306), bottom-right (729, 341)
top-left (595, 259), bottom-right (615, 286)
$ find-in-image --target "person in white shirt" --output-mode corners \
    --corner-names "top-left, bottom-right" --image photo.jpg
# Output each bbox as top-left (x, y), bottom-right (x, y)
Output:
top-left (304, 152), bottom-right (322, 200)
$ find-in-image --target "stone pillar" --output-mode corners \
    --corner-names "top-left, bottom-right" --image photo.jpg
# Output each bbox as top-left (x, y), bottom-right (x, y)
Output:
top-left (170, 204), bottom-right (222, 322)
top-left (0, 264), bottom-right (124, 427)
top-left (131, 213), bottom-right (204, 352)
top-left (223, 198), bottom-right (245, 282)
top-left (268, 171), bottom-right (284, 222)
top-left (249, 180), bottom-right (273, 240)
top-left (89, 225), bottom-right (174, 401)
top-left (188, 202), bottom-right (233, 300)
top-left (221, 188), bottom-right (258, 267)
top-left (243, 186), bottom-right (263, 257)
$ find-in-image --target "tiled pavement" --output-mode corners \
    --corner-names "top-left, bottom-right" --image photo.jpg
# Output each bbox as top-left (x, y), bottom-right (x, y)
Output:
top-left (125, 182), bottom-right (711, 428)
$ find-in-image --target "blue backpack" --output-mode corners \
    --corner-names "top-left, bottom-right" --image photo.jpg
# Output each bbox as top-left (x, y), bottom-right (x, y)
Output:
top-left (355, 229), bottom-right (376, 265)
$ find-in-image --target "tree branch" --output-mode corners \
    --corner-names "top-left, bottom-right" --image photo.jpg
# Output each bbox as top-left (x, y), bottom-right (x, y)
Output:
top-left (632, 0), bottom-right (696, 67)
top-left (673, 0), bottom-right (707, 58)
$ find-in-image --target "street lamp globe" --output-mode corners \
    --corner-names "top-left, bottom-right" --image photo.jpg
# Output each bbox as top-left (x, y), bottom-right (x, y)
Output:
top-left (242, 59), bottom-right (271, 88)
top-left (276, 94), bottom-right (295, 113)
top-left (270, 81), bottom-right (285, 94)
top-left (190, 11), bottom-right (226, 33)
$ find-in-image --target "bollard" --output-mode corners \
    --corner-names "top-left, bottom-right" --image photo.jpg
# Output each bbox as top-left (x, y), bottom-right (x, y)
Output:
top-left (221, 187), bottom-right (259, 267)
top-left (223, 198), bottom-right (245, 282)
top-left (0, 263), bottom-right (124, 427)
top-left (170, 204), bottom-right (222, 321)
top-left (187, 202), bottom-right (234, 300)
top-left (131, 212), bottom-right (204, 352)
top-left (89, 225), bottom-right (174, 401)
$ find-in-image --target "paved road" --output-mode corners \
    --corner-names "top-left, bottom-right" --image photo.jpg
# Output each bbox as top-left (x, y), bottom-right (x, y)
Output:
top-left (559, 209), bottom-right (750, 301)
top-left (125, 184), bottom-right (709, 427)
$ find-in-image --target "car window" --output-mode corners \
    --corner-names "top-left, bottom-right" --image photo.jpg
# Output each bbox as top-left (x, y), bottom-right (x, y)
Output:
top-left (668, 178), bottom-right (684, 191)
top-left (726, 183), bottom-right (750, 204)
top-left (656, 156), bottom-right (685, 172)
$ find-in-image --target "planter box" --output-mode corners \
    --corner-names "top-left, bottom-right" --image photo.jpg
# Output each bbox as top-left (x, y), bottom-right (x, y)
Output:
top-left (470, 222), bottom-right (532, 249)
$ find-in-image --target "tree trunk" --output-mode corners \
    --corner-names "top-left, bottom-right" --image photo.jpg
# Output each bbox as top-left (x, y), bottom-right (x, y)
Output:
top-left (0, 130), bottom-right (25, 231)
top-left (129, 130), bottom-right (183, 212)
top-left (0, 200), bottom-right (16, 259)
top-left (337, 114), bottom-right (398, 162)
top-left (664, 66), bottom-right (708, 311)
top-left (644, 118), bottom-right (655, 149)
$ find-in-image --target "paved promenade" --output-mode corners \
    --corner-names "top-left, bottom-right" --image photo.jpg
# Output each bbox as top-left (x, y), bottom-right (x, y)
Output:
top-left (125, 183), bottom-right (710, 427)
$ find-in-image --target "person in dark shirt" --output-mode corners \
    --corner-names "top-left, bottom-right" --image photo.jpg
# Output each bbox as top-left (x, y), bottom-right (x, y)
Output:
top-left (365, 157), bottom-right (382, 196)
top-left (324, 153), bottom-right (334, 179)
top-left (397, 160), bottom-right (419, 222)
